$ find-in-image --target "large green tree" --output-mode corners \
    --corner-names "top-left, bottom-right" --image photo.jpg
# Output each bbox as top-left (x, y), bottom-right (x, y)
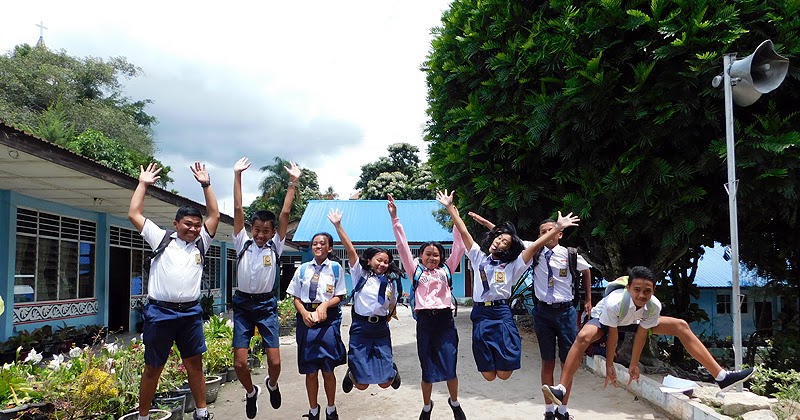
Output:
top-left (424, 0), bottom-right (800, 281)
top-left (245, 157), bottom-right (321, 222)
top-left (356, 143), bottom-right (435, 199)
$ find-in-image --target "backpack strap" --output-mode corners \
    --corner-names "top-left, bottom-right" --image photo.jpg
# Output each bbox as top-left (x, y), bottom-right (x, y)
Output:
top-left (237, 239), bottom-right (253, 261)
top-left (618, 287), bottom-right (655, 320)
top-left (146, 229), bottom-right (175, 272)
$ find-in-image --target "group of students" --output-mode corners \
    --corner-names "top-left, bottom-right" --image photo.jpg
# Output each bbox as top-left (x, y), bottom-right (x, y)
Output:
top-left (129, 159), bottom-right (756, 420)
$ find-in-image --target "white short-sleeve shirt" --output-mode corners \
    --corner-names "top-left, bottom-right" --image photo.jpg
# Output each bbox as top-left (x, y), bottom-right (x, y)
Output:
top-left (530, 244), bottom-right (592, 303)
top-left (286, 259), bottom-right (347, 304)
top-left (141, 219), bottom-right (212, 303)
top-left (234, 230), bottom-right (285, 294)
top-left (465, 242), bottom-right (531, 302)
top-left (350, 262), bottom-right (398, 316)
top-left (592, 288), bottom-right (661, 329)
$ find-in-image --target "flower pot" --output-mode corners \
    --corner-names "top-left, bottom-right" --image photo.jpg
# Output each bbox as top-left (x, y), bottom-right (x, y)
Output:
top-left (222, 366), bottom-right (238, 383)
top-left (173, 383), bottom-right (195, 413)
top-left (0, 403), bottom-right (54, 420)
top-left (279, 325), bottom-right (294, 336)
top-left (153, 393), bottom-right (185, 420)
top-left (204, 375), bottom-right (224, 404)
top-left (247, 354), bottom-right (261, 369)
top-left (117, 409), bottom-right (171, 420)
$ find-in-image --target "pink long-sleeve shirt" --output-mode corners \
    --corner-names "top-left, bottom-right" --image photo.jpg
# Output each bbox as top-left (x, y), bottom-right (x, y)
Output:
top-left (392, 217), bottom-right (466, 310)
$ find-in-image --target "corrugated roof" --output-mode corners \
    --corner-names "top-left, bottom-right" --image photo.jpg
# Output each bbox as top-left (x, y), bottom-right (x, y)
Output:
top-left (293, 200), bottom-right (452, 243)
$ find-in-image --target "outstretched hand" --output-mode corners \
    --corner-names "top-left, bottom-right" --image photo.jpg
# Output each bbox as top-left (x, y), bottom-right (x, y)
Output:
top-left (468, 211), bottom-right (495, 229)
top-left (628, 364), bottom-right (640, 385)
top-left (556, 211), bottom-right (580, 231)
top-left (387, 194), bottom-right (397, 218)
top-left (284, 161), bottom-right (301, 181)
top-left (190, 162), bottom-right (210, 184)
top-left (436, 189), bottom-right (454, 207)
top-left (234, 157), bottom-right (251, 174)
top-left (604, 368), bottom-right (618, 389)
top-left (328, 209), bottom-right (343, 225)
top-left (138, 163), bottom-right (162, 186)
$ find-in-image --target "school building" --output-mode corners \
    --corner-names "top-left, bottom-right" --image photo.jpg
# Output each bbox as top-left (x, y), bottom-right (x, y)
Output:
top-left (0, 122), bottom-right (303, 342)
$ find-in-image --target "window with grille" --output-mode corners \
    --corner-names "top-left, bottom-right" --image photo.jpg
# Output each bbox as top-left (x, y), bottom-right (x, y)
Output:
top-left (14, 208), bottom-right (96, 303)
top-left (203, 244), bottom-right (221, 290)
top-left (111, 226), bottom-right (149, 296)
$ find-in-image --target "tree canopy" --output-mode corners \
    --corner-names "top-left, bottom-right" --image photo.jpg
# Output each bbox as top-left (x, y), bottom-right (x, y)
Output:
top-left (424, 0), bottom-right (800, 279)
top-left (355, 143), bottom-right (435, 199)
top-left (245, 157), bottom-right (321, 222)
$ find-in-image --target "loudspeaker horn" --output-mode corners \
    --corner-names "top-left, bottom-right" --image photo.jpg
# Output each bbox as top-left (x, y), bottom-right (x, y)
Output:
top-left (728, 40), bottom-right (789, 106)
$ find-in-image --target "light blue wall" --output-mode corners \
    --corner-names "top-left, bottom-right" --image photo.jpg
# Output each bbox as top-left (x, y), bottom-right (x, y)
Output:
top-left (0, 191), bottom-right (13, 339)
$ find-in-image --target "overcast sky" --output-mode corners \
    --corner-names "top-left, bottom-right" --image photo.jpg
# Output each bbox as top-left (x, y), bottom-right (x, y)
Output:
top-left (0, 0), bottom-right (453, 215)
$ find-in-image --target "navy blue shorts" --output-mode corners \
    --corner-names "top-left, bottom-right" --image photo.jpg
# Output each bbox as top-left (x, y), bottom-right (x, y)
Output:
top-left (416, 309), bottom-right (458, 383)
top-left (533, 303), bottom-right (577, 362)
top-left (470, 304), bottom-right (521, 372)
top-left (348, 317), bottom-right (394, 384)
top-left (232, 293), bottom-right (279, 349)
top-left (296, 308), bottom-right (347, 374)
top-left (142, 303), bottom-right (206, 367)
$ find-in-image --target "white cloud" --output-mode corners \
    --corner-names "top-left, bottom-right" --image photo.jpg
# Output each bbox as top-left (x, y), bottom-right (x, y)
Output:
top-left (0, 0), bottom-right (451, 209)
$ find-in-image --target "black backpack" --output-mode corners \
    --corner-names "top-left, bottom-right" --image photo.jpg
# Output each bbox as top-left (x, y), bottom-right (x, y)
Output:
top-left (529, 246), bottom-right (583, 308)
top-left (145, 229), bottom-right (207, 273)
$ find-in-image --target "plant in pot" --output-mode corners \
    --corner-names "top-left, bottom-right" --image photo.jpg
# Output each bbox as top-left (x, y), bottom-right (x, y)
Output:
top-left (277, 296), bottom-right (297, 335)
top-left (154, 346), bottom-right (187, 419)
top-left (199, 292), bottom-right (215, 321)
top-left (0, 348), bottom-right (48, 416)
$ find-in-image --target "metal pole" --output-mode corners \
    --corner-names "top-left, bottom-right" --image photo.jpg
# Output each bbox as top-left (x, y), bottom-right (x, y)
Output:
top-left (723, 54), bottom-right (744, 387)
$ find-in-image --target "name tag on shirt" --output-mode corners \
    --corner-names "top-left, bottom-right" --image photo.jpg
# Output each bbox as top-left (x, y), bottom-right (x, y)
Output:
top-left (559, 268), bottom-right (567, 277)
top-left (263, 255), bottom-right (272, 267)
top-left (195, 254), bottom-right (202, 265)
top-left (495, 272), bottom-right (506, 283)
top-left (326, 284), bottom-right (334, 294)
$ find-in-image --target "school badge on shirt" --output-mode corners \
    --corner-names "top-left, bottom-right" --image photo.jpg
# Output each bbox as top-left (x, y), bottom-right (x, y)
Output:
top-left (495, 272), bottom-right (506, 283)
top-left (326, 284), bottom-right (334, 294)
top-left (559, 268), bottom-right (567, 277)
top-left (263, 255), bottom-right (272, 267)
top-left (195, 254), bottom-right (201, 265)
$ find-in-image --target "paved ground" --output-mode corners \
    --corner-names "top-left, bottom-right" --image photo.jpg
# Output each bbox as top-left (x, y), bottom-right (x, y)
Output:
top-left (198, 306), bottom-right (668, 420)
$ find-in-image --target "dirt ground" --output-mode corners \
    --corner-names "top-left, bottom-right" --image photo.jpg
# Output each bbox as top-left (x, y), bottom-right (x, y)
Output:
top-left (198, 306), bottom-right (668, 420)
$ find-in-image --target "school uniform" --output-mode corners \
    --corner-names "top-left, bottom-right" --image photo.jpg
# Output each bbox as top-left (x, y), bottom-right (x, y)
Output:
top-left (466, 242), bottom-right (531, 372)
top-left (589, 288), bottom-right (662, 331)
top-left (231, 230), bottom-right (284, 349)
top-left (286, 258), bottom-right (347, 374)
top-left (347, 262), bottom-right (399, 385)
top-left (140, 219), bottom-right (212, 367)
top-left (392, 217), bottom-right (466, 383)
top-left (529, 244), bottom-right (591, 362)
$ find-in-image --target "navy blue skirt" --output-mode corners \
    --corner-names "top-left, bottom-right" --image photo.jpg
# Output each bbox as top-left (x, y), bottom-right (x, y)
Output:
top-left (470, 304), bottom-right (521, 372)
top-left (416, 309), bottom-right (458, 383)
top-left (296, 308), bottom-right (347, 374)
top-left (348, 317), bottom-right (394, 384)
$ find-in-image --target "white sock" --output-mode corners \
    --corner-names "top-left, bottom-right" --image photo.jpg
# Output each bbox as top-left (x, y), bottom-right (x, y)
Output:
top-left (195, 408), bottom-right (208, 417)
top-left (309, 405), bottom-right (320, 416)
top-left (557, 405), bottom-right (569, 415)
top-left (449, 399), bottom-right (460, 407)
top-left (247, 386), bottom-right (258, 398)
top-left (545, 404), bottom-right (555, 413)
top-left (138, 416), bottom-right (149, 420)
top-left (715, 370), bottom-right (727, 381)
top-left (556, 383), bottom-right (567, 392)
top-left (267, 377), bottom-right (278, 390)
top-left (326, 405), bottom-right (336, 415)
top-left (422, 403), bottom-right (432, 412)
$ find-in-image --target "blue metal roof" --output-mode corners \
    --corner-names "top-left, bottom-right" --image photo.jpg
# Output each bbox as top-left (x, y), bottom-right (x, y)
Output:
top-left (293, 200), bottom-right (452, 243)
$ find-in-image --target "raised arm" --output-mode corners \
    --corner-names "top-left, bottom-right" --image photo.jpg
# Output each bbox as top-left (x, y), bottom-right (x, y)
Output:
top-left (233, 157), bottom-right (250, 235)
top-left (192, 162), bottom-right (220, 236)
top-left (328, 209), bottom-right (358, 268)
top-left (128, 163), bottom-right (161, 232)
top-left (468, 211), bottom-right (496, 230)
top-left (278, 161), bottom-right (301, 240)
top-left (520, 211), bottom-right (580, 264)
top-left (437, 190), bottom-right (475, 250)
top-left (388, 194), bottom-right (416, 278)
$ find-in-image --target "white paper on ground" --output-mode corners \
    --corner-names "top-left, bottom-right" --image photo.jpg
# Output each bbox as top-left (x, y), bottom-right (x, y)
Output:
top-left (659, 374), bottom-right (698, 393)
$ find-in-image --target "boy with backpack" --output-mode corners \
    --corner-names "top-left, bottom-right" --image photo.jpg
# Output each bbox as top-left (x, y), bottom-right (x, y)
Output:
top-left (128, 162), bottom-right (220, 420)
top-left (541, 266), bottom-right (756, 420)
top-left (232, 157), bottom-right (301, 418)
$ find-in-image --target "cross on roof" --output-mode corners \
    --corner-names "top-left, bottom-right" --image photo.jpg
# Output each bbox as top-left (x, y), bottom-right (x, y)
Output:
top-left (36, 21), bottom-right (47, 37)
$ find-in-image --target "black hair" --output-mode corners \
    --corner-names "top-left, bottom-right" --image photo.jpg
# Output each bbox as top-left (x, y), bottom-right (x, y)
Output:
top-left (628, 266), bottom-right (656, 286)
top-left (251, 210), bottom-right (277, 229)
top-left (481, 221), bottom-right (525, 263)
top-left (360, 247), bottom-right (405, 279)
top-left (539, 218), bottom-right (556, 228)
top-left (175, 205), bottom-right (202, 221)
top-left (311, 232), bottom-right (341, 263)
top-left (417, 242), bottom-right (446, 268)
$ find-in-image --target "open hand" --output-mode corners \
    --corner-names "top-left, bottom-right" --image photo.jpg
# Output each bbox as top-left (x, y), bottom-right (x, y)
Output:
top-left (327, 209), bottom-right (343, 225)
top-left (556, 211), bottom-right (580, 231)
top-left (436, 189), bottom-right (454, 207)
top-left (284, 161), bottom-right (301, 181)
top-left (191, 162), bottom-right (210, 184)
top-left (387, 194), bottom-right (397, 218)
top-left (138, 163), bottom-right (162, 186)
top-left (234, 157), bottom-right (251, 174)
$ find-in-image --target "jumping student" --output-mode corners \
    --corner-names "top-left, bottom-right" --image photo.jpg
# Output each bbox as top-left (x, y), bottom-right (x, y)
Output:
top-left (232, 157), bottom-right (300, 418)
top-left (128, 162), bottom-right (220, 420)
top-left (328, 209), bottom-right (403, 394)
top-left (286, 232), bottom-right (348, 420)
top-left (442, 193), bottom-right (580, 381)
top-left (389, 191), bottom-right (467, 420)
top-left (469, 213), bottom-right (591, 420)
top-left (542, 266), bottom-right (756, 420)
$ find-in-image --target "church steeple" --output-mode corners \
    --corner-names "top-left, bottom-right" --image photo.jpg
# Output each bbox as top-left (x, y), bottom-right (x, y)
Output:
top-left (35, 21), bottom-right (47, 49)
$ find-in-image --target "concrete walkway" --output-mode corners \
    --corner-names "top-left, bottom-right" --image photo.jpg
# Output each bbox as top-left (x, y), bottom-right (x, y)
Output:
top-left (200, 306), bottom-right (667, 419)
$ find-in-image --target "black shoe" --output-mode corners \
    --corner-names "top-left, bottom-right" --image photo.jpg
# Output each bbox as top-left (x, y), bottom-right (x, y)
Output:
top-left (544, 412), bottom-right (556, 420)
top-left (342, 368), bottom-right (354, 393)
top-left (391, 363), bottom-right (401, 389)
top-left (418, 400), bottom-right (433, 420)
top-left (541, 385), bottom-right (565, 406)
top-left (265, 377), bottom-right (281, 409)
top-left (554, 411), bottom-right (572, 420)
top-left (302, 409), bottom-right (320, 420)
top-left (193, 412), bottom-right (214, 420)
top-left (716, 367), bottom-right (756, 391)
top-left (448, 398), bottom-right (466, 420)
top-left (245, 385), bottom-right (260, 419)
top-left (326, 408), bottom-right (339, 420)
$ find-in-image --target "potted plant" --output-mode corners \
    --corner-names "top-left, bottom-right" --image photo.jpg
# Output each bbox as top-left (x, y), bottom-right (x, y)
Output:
top-left (277, 296), bottom-right (297, 336)
top-left (199, 292), bottom-right (215, 320)
top-left (118, 409), bottom-right (171, 420)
